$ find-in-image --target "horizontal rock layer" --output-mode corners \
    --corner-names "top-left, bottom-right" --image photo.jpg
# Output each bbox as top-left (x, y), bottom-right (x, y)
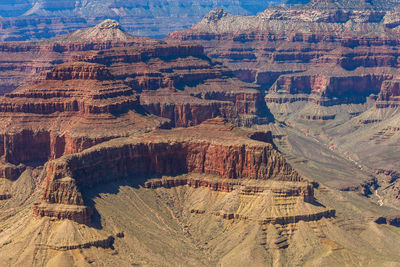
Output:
top-left (167, 6), bottom-right (400, 107)
top-left (36, 119), bottom-right (302, 223)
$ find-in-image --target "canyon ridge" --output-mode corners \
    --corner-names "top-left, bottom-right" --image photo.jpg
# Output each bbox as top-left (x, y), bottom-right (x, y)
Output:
top-left (1, 0), bottom-right (400, 266)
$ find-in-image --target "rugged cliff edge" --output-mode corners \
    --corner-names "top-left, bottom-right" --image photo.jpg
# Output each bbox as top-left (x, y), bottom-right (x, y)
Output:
top-left (0, 20), bottom-right (272, 126)
top-left (0, 20), bottom-right (273, 171)
top-left (2, 6), bottom-right (400, 266)
top-left (33, 118), bottom-right (307, 223)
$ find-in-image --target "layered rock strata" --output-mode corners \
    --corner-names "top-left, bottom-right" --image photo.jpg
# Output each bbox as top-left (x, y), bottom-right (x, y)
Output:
top-left (0, 61), bottom-right (168, 165)
top-left (33, 118), bottom-right (308, 223)
top-left (0, 20), bottom-right (271, 126)
top-left (144, 175), bottom-right (315, 202)
top-left (0, 19), bottom-right (164, 96)
top-left (167, 5), bottom-right (400, 107)
top-left (80, 43), bottom-right (270, 125)
top-left (376, 79), bottom-right (400, 107)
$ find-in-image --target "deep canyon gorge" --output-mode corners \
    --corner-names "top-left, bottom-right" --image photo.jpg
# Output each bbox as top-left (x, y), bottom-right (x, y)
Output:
top-left (1, 0), bottom-right (400, 266)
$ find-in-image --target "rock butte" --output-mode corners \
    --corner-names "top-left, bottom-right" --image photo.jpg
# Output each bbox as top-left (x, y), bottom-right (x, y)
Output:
top-left (0, 61), bottom-right (168, 170)
top-left (32, 118), bottom-right (331, 224)
top-left (0, 19), bottom-right (163, 95)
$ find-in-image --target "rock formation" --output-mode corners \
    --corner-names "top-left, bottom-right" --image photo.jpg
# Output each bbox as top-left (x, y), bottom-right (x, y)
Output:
top-left (167, 2), bottom-right (400, 207)
top-left (167, 3), bottom-right (400, 108)
top-left (0, 0), bottom-right (285, 42)
top-left (0, 61), bottom-right (169, 166)
top-left (0, 19), bottom-right (163, 95)
top-left (32, 118), bottom-right (324, 224)
top-left (83, 44), bottom-right (270, 126)
top-left (0, 20), bottom-right (271, 126)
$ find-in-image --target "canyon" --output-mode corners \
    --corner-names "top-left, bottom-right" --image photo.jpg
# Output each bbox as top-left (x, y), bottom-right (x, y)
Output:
top-left (168, 0), bottom-right (400, 207)
top-left (1, 1), bottom-right (400, 266)
top-left (0, 0), bottom-right (285, 41)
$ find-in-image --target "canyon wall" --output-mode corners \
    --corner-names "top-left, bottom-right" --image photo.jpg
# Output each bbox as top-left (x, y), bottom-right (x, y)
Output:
top-left (34, 118), bottom-right (303, 223)
top-left (167, 6), bottom-right (400, 107)
top-left (0, 21), bottom-right (271, 166)
top-left (0, 20), bottom-right (271, 126)
top-left (0, 61), bottom-right (167, 165)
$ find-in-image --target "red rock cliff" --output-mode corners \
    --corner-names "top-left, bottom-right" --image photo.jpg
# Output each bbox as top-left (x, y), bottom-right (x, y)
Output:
top-left (34, 118), bottom-right (302, 223)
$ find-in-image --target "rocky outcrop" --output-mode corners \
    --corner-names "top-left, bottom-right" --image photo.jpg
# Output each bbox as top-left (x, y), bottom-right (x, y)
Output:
top-left (272, 73), bottom-right (392, 99)
top-left (80, 40), bottom-right (271, 124)
top-left (376, 79), bottom-right (400, 107)
top-left (258, 210), bottom-right (336, 225)
top-left (32, 203), bottom-right (93, 224)
top-left (215, 209), bottom-right (336, 225)
top-left (144, 176), bottom-right (315, 201)
top-left (140, 89), bottom-right (237, 127)
top-left (35, 118), bottom-right (303, 223)
top-left (0, 62), bottom-right (139, 115)
top-left (0, 19), bottom-right (271, 127)
top-left (144, 176), bottom-right (240, 192)
top-left (0, 130), bottom-right (117, 165)
top-left (0, 20), bottom-right (275, 170)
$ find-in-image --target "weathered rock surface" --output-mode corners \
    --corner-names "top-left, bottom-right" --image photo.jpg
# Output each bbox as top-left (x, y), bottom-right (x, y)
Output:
top-left (79, 42), bottom-right (271, 126)
top-left (2, 3), bottom-right (400, 266)
top-left (34, 118), bottom-right (304, 223)
top-left (0, 20), bottom-right (274, 170)
top-left (376, 79), bottom-right (400, 107)
top-left (0, 163), bottom-right (26, 180)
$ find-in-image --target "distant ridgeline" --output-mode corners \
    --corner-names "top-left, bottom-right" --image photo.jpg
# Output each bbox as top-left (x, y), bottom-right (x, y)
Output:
top-left (0, 0), bottom-right (286, 41)
top-left (287, 0), bottom-right (400, 9)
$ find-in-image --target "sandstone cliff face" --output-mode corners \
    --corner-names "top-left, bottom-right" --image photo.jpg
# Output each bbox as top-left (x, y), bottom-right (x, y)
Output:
top-left (140, 89), bottom-right (237, 127)
top-left (0, 130), bottom-right (115, 165)
top-left (34, 118), bottom-right (303, 223)
top-left (0, 20), bottom-right (274, 173)
top-left (167, 5), bottom-right (400, 107)
top-left (0, 163), bottom-right (25, 180)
